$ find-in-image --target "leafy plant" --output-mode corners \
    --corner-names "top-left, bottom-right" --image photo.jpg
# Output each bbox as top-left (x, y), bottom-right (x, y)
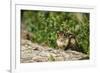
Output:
top-left (21, 10), bottom-right (90, 54)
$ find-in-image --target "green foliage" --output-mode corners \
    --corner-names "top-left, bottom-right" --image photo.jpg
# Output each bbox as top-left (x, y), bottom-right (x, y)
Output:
top-left (21, 10), bottom-right (90, 54)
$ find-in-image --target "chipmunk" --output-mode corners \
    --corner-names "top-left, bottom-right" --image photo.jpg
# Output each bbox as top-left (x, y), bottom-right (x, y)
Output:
top-left (64, 32), bottom-right (79, 51)
top-left (56, 31), bottom-right (79, 51)
top-left (56, 31), bottom-right (69, 50)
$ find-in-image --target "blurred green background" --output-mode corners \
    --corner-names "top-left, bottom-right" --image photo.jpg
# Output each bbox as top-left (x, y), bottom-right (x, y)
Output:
top-left (21, 10), bottom-right (90, 54)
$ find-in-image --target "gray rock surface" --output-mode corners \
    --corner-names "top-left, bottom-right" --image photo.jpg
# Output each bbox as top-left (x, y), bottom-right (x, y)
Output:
top-left (20, 39), bottom-right (88, 63)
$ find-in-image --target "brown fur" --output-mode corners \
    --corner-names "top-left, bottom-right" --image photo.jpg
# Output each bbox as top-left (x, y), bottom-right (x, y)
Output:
top-left (56, 31), bottom-right (79, 51)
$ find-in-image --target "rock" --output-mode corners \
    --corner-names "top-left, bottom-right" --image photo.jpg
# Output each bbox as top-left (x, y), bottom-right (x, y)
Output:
top-left (56, 57), bottom-right (65, 61)
top-left (32, 56), bottom-right (48, 62)
top-left (20, 39), bottom-right (89, 63)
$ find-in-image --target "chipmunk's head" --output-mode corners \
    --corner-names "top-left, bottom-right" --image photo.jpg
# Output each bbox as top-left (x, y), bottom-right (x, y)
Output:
top-left (57, 31), bottom-right (65, 38)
